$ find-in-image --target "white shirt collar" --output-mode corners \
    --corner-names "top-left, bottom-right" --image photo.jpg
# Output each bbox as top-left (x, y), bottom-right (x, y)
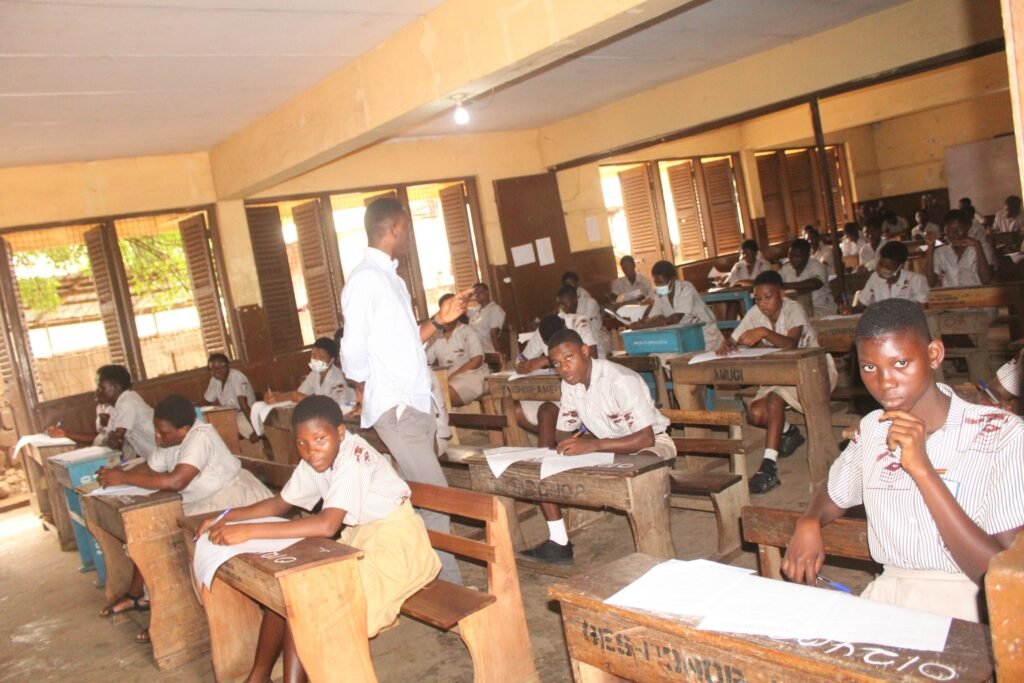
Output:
top-left (365, 247), bottom-right (398, 271)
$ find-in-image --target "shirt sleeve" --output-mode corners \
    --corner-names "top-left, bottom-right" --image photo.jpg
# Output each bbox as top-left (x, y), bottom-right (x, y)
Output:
top-left (177, 430), bottom-right (213, 472)
top-left (613, 372), bottom-right (660, 432)
top-left (147, 446), bottom-right (174, 474)
top-left (320, 453), bottom-right (366, 517)
top-left (235, 371), bottom-right (257, 404)
top-left (322, 368), bottom-right (350, 405)
top-left (555, 384), bottom-right (581, 432)
top-left (522, 331), bottom-right (545, 360)
top-left (203, 378), bottom-right (218, 404)
top-left (464, 326), bottom-right (484, 360)
top-left (491, 304), bottom-right (506, 330)
top-left (982, 415), bottom-right (1024, 534)
top-left (826, 424), bottom-right (866, 508)
top-left (572, 317), bottom-right (598, 348)
top-left (340, 271), bottom-right (380, 383)
top-left (280, 462), bottom-right (323, 511)
top-left (732, 308), bottom-right (755, 340)
top-left (726, 262), bottom-right (744, 286)
top-left (426, 338), bottom-right (438, 365)
top-left (297, 372), bottom-right (317, 396)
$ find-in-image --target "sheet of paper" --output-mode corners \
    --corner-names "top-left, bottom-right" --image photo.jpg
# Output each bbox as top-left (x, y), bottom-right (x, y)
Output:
top-left (696, 573), bottom-right (841, 639)
top-left (618, 288), bottom-right (643, 302)
top-left (535, 237), bottom-right (555, 267)
top-left (605, 559), bottom-right (754, 619)
top-left (509, 368), bottom-right (558, 380)
top-left (192, 517), bottom-right (303, 588)
top-left (12, 434), bottom-right (76, 461)
top-left (615, 304), bottom-right (648, 323)
top-left (249, 400), bottom-right (295, 437)
top-left (707, 266), bottom-right (727, 279)
top-left (483, 447), bottom-right (552, 478)
top-left (48, 446), bottom-right (118, 465)
top-left (1009, 251), bottom-right (1024, 264)
top-left (586, 216), bottom-right (602, 243)
top-left (511, 243), bottom-right (536, 268)
top-left (821, 594), bottom-right (951, 652)
top-left (605, 308), bottom-right (631, 325)
top-left (539, 452), bottom-right (615, 479)
top-left (687, 347), bottom-right (783, 365)
top-left (87, 484), bottom-right (158, 497)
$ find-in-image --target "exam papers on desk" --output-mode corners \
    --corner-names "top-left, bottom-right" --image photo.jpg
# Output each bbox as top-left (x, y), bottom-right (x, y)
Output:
top-left (87, 484), bottom-right (158, 497)
top-left (508, 368), bottom-right (558, 381)
top-left (11, 433), bottom-right (76, 461)
top-left (687, 347), bottom-right (783, 365)
top-left (193, 517), bottom-right (302, 589)
top-left (482, 447), bottom-right (615, 479)
top-left (605, 559), bottom-right (951, 652)
top-left (48, 446), bottom-right (119, 465)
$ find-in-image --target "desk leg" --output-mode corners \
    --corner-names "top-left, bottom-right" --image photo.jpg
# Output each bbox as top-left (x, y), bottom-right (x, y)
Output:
top-left (503, 396), bottom-right (526, 447)
top-left (43, 461), bottom-right (76, 550)
top-left (87, 520), bottom-right (133, 605)
top-left (796, 355), bottom-right (839, 491)
top-left (481, 396), bottom-right (504, 447)
top-left (200, 579), bottom-right (262, 682)
top-left (626, 469), bottom-right (675, 559)
top-left (125, 508), bottom-right (210, 670)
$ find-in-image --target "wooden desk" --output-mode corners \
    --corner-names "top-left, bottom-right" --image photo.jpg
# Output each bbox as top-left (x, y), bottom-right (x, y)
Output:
top-left (987, 530), bottom-right (1024, 680)
top-left (700, 288), bottom-right (753, 332)
top-left (263, 404), bottom-right (297, 464)
top-left (486, 372), bottom-right (562, 447)
top-left (23, 441), bottom-right (78, 550)
top-left (200, 406), bottom-right (241, 455)
top-left (80, 487), bottom-right (209, 670)
top-left (464, 452), bottom-right (675, 562)
top-left (928, 282), bottom-right (1024, 339)
top-left (549, 553), bottom-right (992, 683)
top-left (669, 349), bottom-right (837, 489)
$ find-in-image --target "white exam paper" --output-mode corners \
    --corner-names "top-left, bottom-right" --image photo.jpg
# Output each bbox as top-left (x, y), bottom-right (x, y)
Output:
top-left (88, 484), bottom-right (158, 497)
top-left (616, 304), bottom-right (648, 323)
top-left (509, 368), bottom-right (558, 381)
top-left (483, 447), bottom-right (551, 478)
top-left (192, 517), bottom-right (302, 588)
top-left (12, 434), bottom-right (76, 461)
top-left (539, 452), bottom-right (615, 479)
top-left (605, 559), bottom-right (753, 619)
top-left (511, 243), bottom-right (536, 268)
top-left (249, 400), bottom-right (295, 437)
top-left (687, 347), bottom-right (783, 365)
top-left (535, 237), bottom-right (555, 267)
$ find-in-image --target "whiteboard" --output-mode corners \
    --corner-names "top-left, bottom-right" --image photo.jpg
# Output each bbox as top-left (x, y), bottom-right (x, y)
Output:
top-left (944, 135), bottom-right (1022, 216)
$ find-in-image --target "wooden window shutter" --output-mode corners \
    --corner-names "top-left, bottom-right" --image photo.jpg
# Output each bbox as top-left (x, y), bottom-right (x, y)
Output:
top-left (292, 200), bottom-right (339, 339)
top-left (757, 153), bottom-right (789, 245)
top-left (824, 146), bottom-right (855, 224)
top-left (178, 213), bottom-right (228, 355)
top-left (664, 161), bottom-right (707, 263)
top-left (698, 158), bottom-right (744, 257)
top-left (618, 165), bottom-right (665, 272)
top-left (784, 150), bottom-right (820, 229)
top-left (0, 237), bottom-right (44, 401)
top-left (245, 205), bottom-right (303, 353)
top-left (84, 225), bottom-right (130, 367)
top-left (439, 183), bottom-right (479, 292)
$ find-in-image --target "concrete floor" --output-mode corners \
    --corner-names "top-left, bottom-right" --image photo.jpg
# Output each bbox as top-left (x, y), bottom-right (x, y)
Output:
top-left (0, 424), bottom-right (875, 683)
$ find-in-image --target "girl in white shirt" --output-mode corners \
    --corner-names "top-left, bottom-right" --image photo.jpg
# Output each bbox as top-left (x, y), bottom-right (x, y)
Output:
top-left (427, 293), bottom-right (489, 406)
top-left (927, 211), bottom-right (993, 288)
top-left (265, 337), bottom-right (354, 408)
top-left (202, 352), bottom-right (258, 439)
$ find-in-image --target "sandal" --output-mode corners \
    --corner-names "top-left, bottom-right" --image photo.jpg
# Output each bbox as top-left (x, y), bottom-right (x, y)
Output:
top-left (99, 593), bottom-right (150, 617)
top-left (135, 629), bottom-right (150, 644)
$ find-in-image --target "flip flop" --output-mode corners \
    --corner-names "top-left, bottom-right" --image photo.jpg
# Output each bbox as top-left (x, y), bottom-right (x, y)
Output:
top-left (99, 593), bottom-right (150, 617)
top-left (135, 629), bottom-right (150, 644)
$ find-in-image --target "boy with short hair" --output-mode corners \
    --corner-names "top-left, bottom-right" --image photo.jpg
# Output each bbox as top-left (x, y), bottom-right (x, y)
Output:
top-left (779, 239), bottom-right (837, 318)
top-left (519, 329), bottom-right (675, 564)
top-left (783, 299), bottom-right (1024, 621)
top-left (633, 260), bottom-right (724, 352)
top-left (468, 282), bottom-right (506, 353)
top-left (610, 255), bottom-right (656, 302)
top-left (557, 285), bottom-right (610, 359)
top-left (858, 216), bottom-right (888, 272)
top-left (200, 395), bottom-right (441, 681)
top-left (562, 271), bottom-right (593, 301)
top-left (427, 293), bottom-right (489, 406)
top-left (718, 271), bottom-right (836, 494)
top-left (849, 241), bottom-right (929, 311)
top-left (726, 239), bottom-right (770, 287)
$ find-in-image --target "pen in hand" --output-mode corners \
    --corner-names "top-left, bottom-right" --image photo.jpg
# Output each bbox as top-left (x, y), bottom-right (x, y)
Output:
top-left (816, 574), bottom-right (852, 594)
top-left (572, 426), bottom-right (589, 439)
top-left (195, 508), bottom-right (232, 542)
top-left (976, 379), bottom-right (999, 404)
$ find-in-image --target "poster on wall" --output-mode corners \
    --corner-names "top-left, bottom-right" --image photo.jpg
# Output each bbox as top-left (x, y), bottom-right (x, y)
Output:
top-left (945, 135), bottom-right (1021, 216)
top-left (511, 243), bottom-right (536, 267)
top-left (535, 237), bottom-right (555, 266)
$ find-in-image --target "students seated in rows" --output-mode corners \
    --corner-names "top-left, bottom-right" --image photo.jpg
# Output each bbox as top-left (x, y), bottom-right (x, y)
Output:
top-left (557, 285), bottom-right (610, 359)
top-left (264, 337), bottom-right (353, 408)
top-left (199, 396), bottom-right (440, 681)
top-left (96, 394), bottom-right (272, 642)
top-left (47, 386), bottom-right (112, 447)
top-left (993, 194), bottom-right (1024, 236)
top-left (803, 226), bottom-right (834, 279)
top-left (927, 210), bottom-right (993, 288)
top-left (783, 300), bottom-right (1024, 621)
top-left (561, 270), bottom-right (592, 301)
top-left (911, 208), bottom-right (940, 241)
top-left (840, 222), bottom-right (863, 261)
top-left (633, 260), bottom-right (723, 352)
top-left (609, 254), bottom-right (656, 302)
top-left (718, 271), bottom-right (836, 494)
top-left (725, 239), bottom-right (770, 287)
top-left (858, 217), bottom-right (887, 272)
top-left (881, 210), bottom-right (908, 239)
top-left (427, 293), bottom-right (489, 407)
top-left (200, 353), bottom-right (258, 441)
top-left (519, 329), bottom-right (675, 565)
top-left (780, 239), bottom-right (836, 318)
top-left (467, 282), bottom-right (506, 353)
top-left (846, 241), bottom-right (929, 312)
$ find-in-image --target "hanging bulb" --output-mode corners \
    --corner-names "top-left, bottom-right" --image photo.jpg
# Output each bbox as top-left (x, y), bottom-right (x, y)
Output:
top-left (453, 95), bottom-right (470, 126)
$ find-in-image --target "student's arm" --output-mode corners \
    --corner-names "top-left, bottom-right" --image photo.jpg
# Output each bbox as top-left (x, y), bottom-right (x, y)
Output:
top-left (449, 354), bottom-right (482, 380)
top-left (783, 277), bottom-right (823, 292)
top-left (418, 287), bottom-right (474, 343)
top-left (200, 493), bottom-right (294, 538)
top-left (489, 328), bottom-right (502, 352)
top-left (210, 507), bottom-right (347, 546)
top-left (557, 425), bottom-right (654, 456)
top-left (736, 325), bottom-right (800, 350)
top-left (98, 462), bottom-right (199, 492)
top-left (516, 356), bottom-right (549, 373)
top-left (106, 427), bottom-right (128, 450)
top-left (46, 425), bottom-right (99, 445)
top-left (781, 488), bottom-right (849, 585)
top-left (965, 239), bottom-right (993, 284)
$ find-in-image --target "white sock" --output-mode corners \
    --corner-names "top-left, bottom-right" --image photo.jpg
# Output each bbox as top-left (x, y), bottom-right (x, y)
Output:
top-left (782, 420), bottom-right (791, 433)
top-left (763, 448), bottom-right (779, 463)
top-left (547, 519), bottom-right (569, 545)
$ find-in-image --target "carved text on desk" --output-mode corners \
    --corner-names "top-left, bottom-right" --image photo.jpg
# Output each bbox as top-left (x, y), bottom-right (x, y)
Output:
top-left (505, 385), bottom-right (560, 399)
top-left (794, 638), bottom-right (958, 681)
top-left (713, 367), bottom-right (744, 383)
top-left (497, 478), bottom-right (586, 500)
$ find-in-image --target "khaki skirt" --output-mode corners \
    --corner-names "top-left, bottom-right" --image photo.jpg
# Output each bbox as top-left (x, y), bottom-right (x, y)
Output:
top-left (861, 565), bottom-right (981, 622)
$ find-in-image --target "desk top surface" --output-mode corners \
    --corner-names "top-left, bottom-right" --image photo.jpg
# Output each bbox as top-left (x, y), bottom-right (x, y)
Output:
top-left (464, 451), bottom-right (671, 479)
top-left (76, 485), bottom-right (181, 512)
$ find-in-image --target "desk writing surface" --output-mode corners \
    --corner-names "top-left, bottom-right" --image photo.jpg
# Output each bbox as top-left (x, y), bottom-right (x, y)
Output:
top-left (670, 348), bottom-right (827, 385)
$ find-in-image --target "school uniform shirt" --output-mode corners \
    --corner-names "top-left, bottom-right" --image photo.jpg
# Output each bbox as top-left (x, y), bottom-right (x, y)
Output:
top-left (932, 244), bottom-right (983, 288)
top-left (857, 269), bottom-right (930, 307)
top-left (342, 247), bottom-right (433, 427)
top-left (468, 301), bottom-right (506, 353)
top-left (576, 295), bottom-right (611, 358)
top-left (427, 323), bottom-right (485, 374)
top-left (281, 431), bottom-right (411, 526)
top-left (522, 313), bottom-right (597, 360)
top-left (725, 256), bottom-right (770, 286)
top-left (882, 216), bottom-right (909, 238)
top-left (203, 368), bottom-right (256, 411)
top-left (576, 286), bottom-right (594, 301)
top-left (993, 208), bottom-right (1024, 235)
top-left (108, 390), bottom-right (156, 460)
top-left (733, 297), bottom-right (820, 349)
top-left (779, 259), bottom-right (837, 318)
top-left (967, 222), bottom-right (997, 266)
top-left (911, 222), bottom-right (940, 240)
top-left (858, 239), bottom-right (888, 271)
top-left (841, 237), bottom-right (864, 258)
top-left (810, 245), bottom-right (834, 279)
top-left (649, 280), bottom-right (724, 351)
top-left (827, 385), bottom-right (1024, 573)
top-left (555, 359), bottom-right (670, 438)
top-left (610, 274), bottom-right (656, 301)
top-left (298, 364), bottom-right (352, 407)
top-left (148, 422), bottom-right (242, 506)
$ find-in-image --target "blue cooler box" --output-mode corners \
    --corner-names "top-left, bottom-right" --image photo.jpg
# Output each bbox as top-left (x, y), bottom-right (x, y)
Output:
top-left (621, 323), bottom-right (706, 356)
top-left (48, 447), bottom-right (121, 585)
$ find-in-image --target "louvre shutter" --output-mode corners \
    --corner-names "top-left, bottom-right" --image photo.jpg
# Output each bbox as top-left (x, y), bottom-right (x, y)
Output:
top-left (618, 165), bottom-right (665, 272)
top-left (699, 158), bottom-right (744, 257)
top-left (756, 153), bottom-right (789, 245)
top-left (245, 205), bottom-right (303, 353)
top-left (784, 150), bottom-right (820, 229)
top-left (824, 146), bottom-right (855, 224)
top-left (665, 161), bottom-right (706, 263)
top-left (178, 214), bottom-right (228, 355)
top-left (0, 237), bottom-right (44, 401)
top-left (84, 226), bottom-right (129, 367)
top-left (439, 183), bottom-right (479, 292)
top-left (292, 200), bottom-right (339, 339)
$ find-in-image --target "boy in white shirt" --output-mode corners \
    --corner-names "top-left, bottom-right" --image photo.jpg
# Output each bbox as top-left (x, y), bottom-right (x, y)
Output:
top-left (518, 329), bottom-right (674, 565)
top-left (840, 222), bottom-right (864, 260)
top-left (610, 255), bottom-right (656, 302)
top-left (557, 285), bottom-right (610, 359)
top-left (725, 240), bottom-right (770, 287)
top-left (927, 210), bottom-right (993, 288)
top-left (633, 260), bottom-right (724, 352)
top-left (911, 209), bottom-right (941, 240)
top-left (779, 239), bottom-right (837, 318)
top-left (562, 271), bottom-right (593, 301)
top-left (202, 353), bottom-right (258, 440)
top-left (803, 226), bottom-right (834, 279)
top-left (881, 210), bottom-right (908, 239)
top-left (783, 299), bottom-right (1024, 621)
top-left (958, 198), bottom-right (997, 266)
top-left (468, 282), bottom-right (506, 353)
top-left (858, 217), bottom-right (888, 272)
top-left (849, 241), bottom-right (929, 311)
top-left (427, 293), bottom-right (489, 406)
top-left (201, 396), bottom-right (440, 681)
top-left (993, 195), bottom-right (1024, 235)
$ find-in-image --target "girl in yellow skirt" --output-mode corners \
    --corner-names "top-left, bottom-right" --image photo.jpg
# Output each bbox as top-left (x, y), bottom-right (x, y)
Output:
top-left (200, 395), bottom-right (440, 683)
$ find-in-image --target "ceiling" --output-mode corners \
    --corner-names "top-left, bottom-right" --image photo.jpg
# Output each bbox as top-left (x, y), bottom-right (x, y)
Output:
top-left (1, 0), bottom-right (909, 168)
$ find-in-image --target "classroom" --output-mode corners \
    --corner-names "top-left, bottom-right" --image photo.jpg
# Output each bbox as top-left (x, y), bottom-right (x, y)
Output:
top-left (1, 0), bottom-right (1023, 681)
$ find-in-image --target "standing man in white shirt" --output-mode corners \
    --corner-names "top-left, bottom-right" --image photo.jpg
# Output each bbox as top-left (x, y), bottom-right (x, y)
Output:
top-left (341, 197), bottom-right (472, 584)
top-left (468, 282), bottom-right (505, 353)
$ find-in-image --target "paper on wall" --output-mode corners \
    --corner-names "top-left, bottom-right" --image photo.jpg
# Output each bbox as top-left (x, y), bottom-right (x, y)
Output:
top-left (511, 243), bottom-right (536, 267)
top-left (586, 216), bottom-right (602, 243)
top-left (535, 237), bottom-right (555, 267)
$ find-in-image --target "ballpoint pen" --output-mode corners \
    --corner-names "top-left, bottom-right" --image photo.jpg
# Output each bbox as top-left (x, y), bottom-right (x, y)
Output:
top-left (194, 508), bottom-right (232, 542)
top-left (572, 426), bottom-right (589, 439)
top-left (817, 574), bottom-right (853, 594)
top-left (976, 379), bottom-right (1000, 404)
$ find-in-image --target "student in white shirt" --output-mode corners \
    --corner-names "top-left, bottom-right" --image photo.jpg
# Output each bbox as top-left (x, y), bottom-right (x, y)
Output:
top-left (993, 195), bottom-right (1024, 235)
top-left (783, 300), bottom-right (1024, 621)
top-left (958, 198), bottom-right (997, 266)
top-left (779, 239), bottom-right (837, 318)
top-left (467, 282), bottom-right (506, 353)
top-left (609, 255), bottom-right (656, 302)
top-left (46, 394), bottom-right (113, 447)
top-left (96, 394), bottom-right (273, 643)
top-left (264, 337), bottom-right (353, 409)
top-left (848, 241), bottom-right (929, 311)
top-left (718, 271), bottom-right (836, 495)
top-left (632, 260), bottom-right (724, 352)
top-left (840, 222), bottom-right (864, 261)
top-left (803, 226), bottom-right (834, 279)
top-left (557, 285), bottom-right (610, 359)
top-left (726, 239), bottom-right (770, 287)
top-left (200, 396), bottom-right (440, 681)
top-left (881, 210), bottom-right (908, 239)
top-left (858, 218), bottom-right (888, 272)
top-left (513, 315), bottom-right (573, 435)
top-left (201, 353), bottom-right (258, 440)
top-left (341, 197), bottom-right (470, 585)
top-left (927, 210), bottom-right (993, 288)
top-left (911, 208), bottom-right (941, 241)
top-left (427, 293), bottom-right (489, 406)
top-left (562, 271), bottom-right (593, 301)
top-left (95, 364), bottom-right (156, 461)
top-left (518, 329), bottom-right (675, 565)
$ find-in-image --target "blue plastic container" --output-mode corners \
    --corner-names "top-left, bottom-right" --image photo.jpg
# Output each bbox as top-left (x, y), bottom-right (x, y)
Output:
top-left (622, 322), bottom-right (706, 356)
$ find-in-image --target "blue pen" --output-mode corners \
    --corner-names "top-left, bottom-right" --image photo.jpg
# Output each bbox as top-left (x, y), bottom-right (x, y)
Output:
top-left (817, 574), bottom-right (853, 594)
top-left (573, 426), bottom-right (589, 439)
top-left (194, 508), bottom-right (232, 542)
top-left (976, 379), bottom-right (999, 404)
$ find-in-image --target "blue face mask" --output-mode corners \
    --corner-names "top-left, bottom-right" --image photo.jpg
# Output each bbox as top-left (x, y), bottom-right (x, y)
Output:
top-left (655, 284), bottom-right (671, 296)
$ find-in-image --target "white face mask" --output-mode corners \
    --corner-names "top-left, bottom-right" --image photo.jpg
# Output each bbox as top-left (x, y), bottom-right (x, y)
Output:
top-left (309, 359), bottom-right (330, 373)
top-left (655, 284), bottom-right (671, 296)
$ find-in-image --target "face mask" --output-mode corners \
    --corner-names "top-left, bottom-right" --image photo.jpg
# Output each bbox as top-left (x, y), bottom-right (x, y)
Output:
top-left (655, 284), bottom-right (671, 296)
top-left (309, 359), bottom-right (330, 373)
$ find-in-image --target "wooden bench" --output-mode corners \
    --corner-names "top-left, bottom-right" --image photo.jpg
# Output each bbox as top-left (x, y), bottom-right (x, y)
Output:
top-left (180, 482), bottom-right (536, 683)
top-left (609, 355), bottom-right (672, 408)
top-left (661, 409), bottom-right (748, 559)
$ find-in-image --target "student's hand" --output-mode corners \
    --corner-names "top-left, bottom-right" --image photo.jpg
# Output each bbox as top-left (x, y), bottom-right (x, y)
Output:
top-left (107, 431), bottom-right (124, 450)
top-left (247, 431), bottom-right (261, 443)
top-left (263, 389), bottom-right (275, 403)
top-left (781, 517), bottom-right (826, 586)
top-left (436, 287), bottom-right (475, 324)
top-left (716, 339), bottom-right (737, 357)
top-left (736, 327), bottom-right (767, 348)
top-left (45, 425), bottom-right (66, 438)
top-left (97, 467), bottom-right (125, 487)
top-left (880, 410), bottom-right (932, 481)
top-left (837, 303), bottom-right (852, 315)
top-left (195, 514), bottom-right (228, 539)
top-left (208, 523), bottom-right (252, 546)
top-left (556, 437), bottom-right (598, 456)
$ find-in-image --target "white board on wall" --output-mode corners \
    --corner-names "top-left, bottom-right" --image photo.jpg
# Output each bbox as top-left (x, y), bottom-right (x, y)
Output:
top-left (945, 135), bottom-right (1022, 216)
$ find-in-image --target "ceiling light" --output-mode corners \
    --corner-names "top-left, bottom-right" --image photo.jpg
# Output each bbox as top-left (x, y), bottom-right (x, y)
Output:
top-left (453, 95), bottom-right (470, 126)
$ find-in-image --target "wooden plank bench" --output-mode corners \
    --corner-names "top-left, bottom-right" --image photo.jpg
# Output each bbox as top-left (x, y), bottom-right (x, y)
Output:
top-left (180, 482), bottom-right (536, 683)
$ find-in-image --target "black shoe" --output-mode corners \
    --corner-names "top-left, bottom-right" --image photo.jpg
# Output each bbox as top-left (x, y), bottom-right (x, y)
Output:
top-left (778, 425), bottom-right (805, 458)
top-left (749, 459), bottom-right (781, 495)
top-left (518, 539), bottom-right (574, 565)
